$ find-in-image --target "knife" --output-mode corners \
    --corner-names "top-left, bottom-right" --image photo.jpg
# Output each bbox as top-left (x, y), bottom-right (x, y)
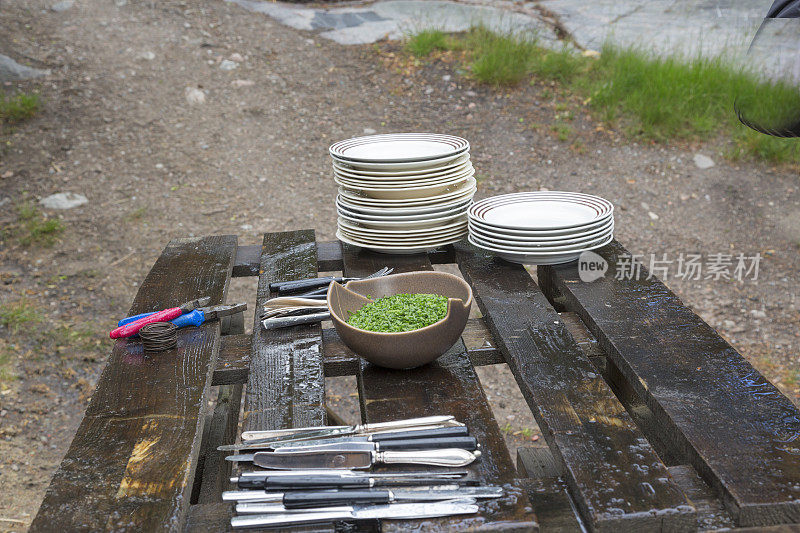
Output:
top-left (230, 500), bottom-right (479, 528)
top-left (271, 437), bottom-right (479, 454)
top-left (233, 474), bottom-right (479, 490)
top-left (227, 438), bottom-right (479, 463)
top-left (253, 448), bottom-right (481, 469)
top-left (222, 484), bottom-right (462, 502)
top-left (233, 469), bottom-right (469, 482)
top-left (243, 487), bottom-right (503, 512)
top-left (240, 415), bottom-right (460, 443)
top-left (220, 426), bottom-right (472, 452)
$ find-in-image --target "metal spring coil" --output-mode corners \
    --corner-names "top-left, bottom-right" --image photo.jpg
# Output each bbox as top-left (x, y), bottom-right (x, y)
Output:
top-left (139, 322), bottom-right (178, 352)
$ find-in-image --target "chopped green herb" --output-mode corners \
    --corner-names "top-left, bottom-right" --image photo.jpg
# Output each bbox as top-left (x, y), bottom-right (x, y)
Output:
top-left (346, 293), bottom-right (448, 333)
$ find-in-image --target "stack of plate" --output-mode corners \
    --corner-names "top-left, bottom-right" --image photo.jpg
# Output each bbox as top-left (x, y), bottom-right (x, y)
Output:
top-left (332, 133), bottom-right (476, 254)
top-left (468, 192), bottom-right (614, 265)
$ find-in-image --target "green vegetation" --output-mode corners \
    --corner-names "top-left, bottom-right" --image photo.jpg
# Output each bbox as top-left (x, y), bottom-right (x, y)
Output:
top-left (0, 299), bottom-right (42, 334)
top-left (347, 293), bottom-right (448, 332)
top-left (404, 26), bottom-right (800, 164)
top-left (15, 202), bottom-right (63, 246)
top-left (405, 29), bottom-right (460, 57)
top-left (466, 27), bottom-right (538, 85)
top-left (0, 91), bottom-right (40, 124)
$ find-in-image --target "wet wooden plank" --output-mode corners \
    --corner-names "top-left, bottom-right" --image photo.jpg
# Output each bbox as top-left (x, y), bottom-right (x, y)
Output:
top-left (455, 243), bottom-right (696, 532)
top-left (519, 477), bottom-right (584, 533)
top-left (212, 333), bottom-right (251, 385)
top-left (242, 230), bottom-right (325, 432)
top-left (538, 241), bottom-right (800, 527)
top-left (31, 235), bottom-right (237, 532)
top-left (197, 384), bottom-right (243, 504)
top-left (341, 246), bottom-right (538, 532)
top-left (233, 241), bottom-right (343, 277)
top-left (322, 318), bottom-right (502, 377)
top-left (316, 240), bottom-right (343, 272)
top-left (668, 465), bottom-right (735, 531)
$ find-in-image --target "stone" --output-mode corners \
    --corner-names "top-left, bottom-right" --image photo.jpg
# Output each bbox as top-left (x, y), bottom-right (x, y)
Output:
top-left (229, 53), bottom-right (244, 62)
top-left (363, 128), bottom-right (376, 135)
top-left (424, 86), bottom-right (433, 95)
top-left (442, 74), bottom-right (451, 82)
top-left (40, 192), bottom-right (87, 210)
top-left (219, 59), bottom-right (238, 71)
top-left (648, 211), bottom-right (659, 220)
top-left (50, 0), bottom-right (73, 12)
top-left (231, 79), bottom-right (254, 87)
top-left (185, 87), bottom-right (205, 104)
top-left (0, 53), bottom-right (50, 82)
top-left (138, 51), bottom-right (155, 61)
top-left (751, 309), bottom-right (767, 319)
top-left (693, 153), bottom-right (715, 169)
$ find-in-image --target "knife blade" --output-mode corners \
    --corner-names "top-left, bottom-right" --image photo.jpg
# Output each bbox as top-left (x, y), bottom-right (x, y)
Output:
top-left (236, 487), bottom-right (504, 512)
top-left (222, 425), bottom-right (470, 452)
top-left (222, 484), bottom-right (463, 502)
top-left (234, 474), bottom-right (479, 490)
top-left (239, 415), bottom-right (459, 442)
top-left (253, 448), bottom-right (481, 469)
top-left (268, 436), bottom-right (479, 454)
top-left (230, 500), bottom-right (479, 528)
top-left (232, 469), bottom-right (470, 482)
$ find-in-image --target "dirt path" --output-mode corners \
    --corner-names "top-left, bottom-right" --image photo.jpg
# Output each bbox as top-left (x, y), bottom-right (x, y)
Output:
top-left (1, 0), bottom-right (798, 528)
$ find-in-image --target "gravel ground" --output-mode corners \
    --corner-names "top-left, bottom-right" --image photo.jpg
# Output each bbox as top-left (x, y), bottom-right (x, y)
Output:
top-left (0, 0), bottom-right (798, 528)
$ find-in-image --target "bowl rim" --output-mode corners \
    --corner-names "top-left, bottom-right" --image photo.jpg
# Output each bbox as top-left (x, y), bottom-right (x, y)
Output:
top-left (327, 270), bottom-right (474, 337)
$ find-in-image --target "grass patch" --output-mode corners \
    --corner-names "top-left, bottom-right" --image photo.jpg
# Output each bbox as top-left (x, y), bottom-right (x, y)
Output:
top-left (405, 29), bottom-right (461, 57)
top-left (15, 202), bottom-right (64, 246)
top-left (403, 26), bottom-right (800, 164)
top-left (0, 299), bottom-right (43, 334)
top-left (466, 27), bottom-right (538, 85)
top-left (0, 91), bottom-right (40, 124)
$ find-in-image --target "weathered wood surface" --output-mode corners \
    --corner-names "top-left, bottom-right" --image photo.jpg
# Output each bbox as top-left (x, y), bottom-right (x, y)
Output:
top-left (212, 333), bottom-right (250, 385)
top-left (31, 235), bottom-right (237, 532)
top-left (668, 465), bottom-right (735, 531)
top-left (516, 448), bottom-right (583, 533)
top-left (242, 230), bottom-right (325, 432)
top-left (340, 246), bottom-right (538, 532)
top-left (196, 384), bottom-right (243, 504)
top-left (233, 240), bottom-right (344, 278)
top-left (215, 318), bottom-right (502, 382)
top-left (455, 243), bottom-right (696, 532)
top-left (539, 241), bottom-right (800, 527)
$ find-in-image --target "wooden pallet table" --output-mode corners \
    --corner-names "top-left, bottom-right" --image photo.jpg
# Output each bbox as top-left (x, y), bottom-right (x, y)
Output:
top-left (29, 232), bottom-right (800, 532)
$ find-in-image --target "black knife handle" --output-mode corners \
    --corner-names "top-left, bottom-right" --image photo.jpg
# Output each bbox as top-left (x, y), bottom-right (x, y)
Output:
top-left (376, 436), bottom-right (478, 451)
top-left (275, 277), bottom-right (342, 294)
top-left (372, 426), bottom-right (468, 442)
top-left (253, 476), bottom-right (371, 490)
top-left (283, 490), bottom-right (391, 509)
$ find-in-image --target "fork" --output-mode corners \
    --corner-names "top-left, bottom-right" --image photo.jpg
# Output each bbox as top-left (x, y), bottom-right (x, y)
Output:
top-left (269, 267), bottom-right (394, 295)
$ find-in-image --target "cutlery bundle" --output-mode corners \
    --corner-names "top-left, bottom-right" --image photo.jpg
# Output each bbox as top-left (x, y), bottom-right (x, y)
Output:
top-left (221, 415), bottom-right (494, 528)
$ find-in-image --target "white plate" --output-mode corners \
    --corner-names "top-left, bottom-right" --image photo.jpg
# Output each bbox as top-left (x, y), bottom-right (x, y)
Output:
top-left (469, 227), bottom-right (613, 251)
top-left (331, 150), bottom-right (468, 171)
top-left (339, 208), bottom-right (467, 229)
top-left (469, 217), bottom-right (614, 244)
top-left (337, 196), bottom-right (471, 221)
top-left (331, 134), bottom-right (468, 161)
top-left (339, 230), bottom-right (467, 247)
top-left (468, 233), bottom-right (613, 265)
top-left (330, 133), bottom-right (469, 163)
top-left (337, 230), bottom-right (465, 255)
top-left (332, 155), bottom-right (470, 178)
top-left (469, 212), bottom-right (613, 237)
top-left (470, 192), bottom-right (614, 231)
top-left (338, 216), bottom-right (467, 236)
top-left (333, 165), bottom-right (474, 187)
top-left (336, 173), bottom-right (471, 200)
top-left (334, 167), bottom-right (474, 190)
top-left (337, 195), bottom-right (473, 218)
top-left (338, 178), bottom-right (476, 206)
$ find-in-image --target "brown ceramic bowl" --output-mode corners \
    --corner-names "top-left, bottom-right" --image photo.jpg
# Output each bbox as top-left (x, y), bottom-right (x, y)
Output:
top-left (327, 271), bottom-right (473, 369)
